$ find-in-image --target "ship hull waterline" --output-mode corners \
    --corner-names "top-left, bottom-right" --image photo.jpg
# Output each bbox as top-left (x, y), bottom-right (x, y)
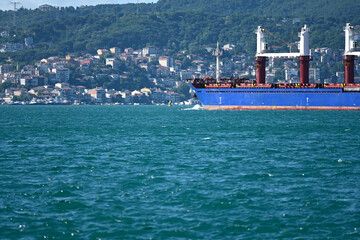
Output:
top-left (203, 105), bottom-right (360, 111)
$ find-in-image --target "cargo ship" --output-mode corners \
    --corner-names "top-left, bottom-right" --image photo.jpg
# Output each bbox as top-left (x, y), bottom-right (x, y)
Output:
top-left (188, 24), bottom-right (360, 110)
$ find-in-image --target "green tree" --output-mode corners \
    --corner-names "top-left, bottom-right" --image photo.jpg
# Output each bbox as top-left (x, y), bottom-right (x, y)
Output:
top-left (173, 82), bottom-right (191, 100)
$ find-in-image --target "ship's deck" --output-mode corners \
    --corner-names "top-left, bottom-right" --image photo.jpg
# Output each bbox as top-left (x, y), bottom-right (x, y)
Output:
top-left (188, 78), bottom-right (360, 90)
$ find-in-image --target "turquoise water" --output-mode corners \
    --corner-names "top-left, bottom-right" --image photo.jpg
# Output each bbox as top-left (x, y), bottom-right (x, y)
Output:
top-left (1, 105), bottom-right (360, 239)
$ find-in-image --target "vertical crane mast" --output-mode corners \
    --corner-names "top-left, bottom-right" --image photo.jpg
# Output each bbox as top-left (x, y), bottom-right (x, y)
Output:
top-left (256, 26), bottom-right (267, 84)
top-left (299, 25), bottom-right (310, 56)
top-left (255, 26), bottom-right (268, 84)
top-left (299, 25), bottom-right (310, 84)
top-left (213, 41), bottom-right (223, 83)
top-left (256, 26), bottom-right (267, 55)
top-left (344, 23), bottom-right (360, 84)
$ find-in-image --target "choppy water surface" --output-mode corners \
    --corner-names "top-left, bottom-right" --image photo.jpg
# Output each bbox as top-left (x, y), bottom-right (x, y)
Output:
top-left (1, 105), bottom-right (360, 239)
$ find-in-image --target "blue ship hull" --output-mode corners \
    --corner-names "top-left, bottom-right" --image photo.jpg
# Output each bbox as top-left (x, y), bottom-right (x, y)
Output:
top-left (189, 83), bottom-right (360, 110)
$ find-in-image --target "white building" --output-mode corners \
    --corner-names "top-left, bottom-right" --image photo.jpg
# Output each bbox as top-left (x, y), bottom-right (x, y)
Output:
top-left (88, 87), bottom-right (106, 103)
top-left (223, 44), bottom-right (235, 51)
top-left (309, 68), bottom-right (320, 82)
top-left (20, 77), bottom-right (31, 86)
top-left (52, 68), bottom-right (70, 83)
top-left (142, 46), bottom-right (161, 57)
top-left (106, 58), bottom-right (120, 70)
top-left (285, 68), bottom-right (298, 81)
top-left (55, 82), bottom-right (69, 89)
top-left (159, 56), bottom-right (173, 68)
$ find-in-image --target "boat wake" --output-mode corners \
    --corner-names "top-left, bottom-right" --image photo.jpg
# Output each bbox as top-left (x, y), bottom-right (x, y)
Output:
top-left (183, 104), bottom-right (203, 111)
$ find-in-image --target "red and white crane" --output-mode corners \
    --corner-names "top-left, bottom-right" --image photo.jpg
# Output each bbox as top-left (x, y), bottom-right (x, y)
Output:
top-left (255, 25), bottom-right (310, 84)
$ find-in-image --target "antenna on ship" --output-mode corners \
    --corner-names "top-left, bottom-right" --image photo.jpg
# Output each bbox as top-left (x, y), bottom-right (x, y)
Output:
top-left (213, 41), bottom-right (223, 83)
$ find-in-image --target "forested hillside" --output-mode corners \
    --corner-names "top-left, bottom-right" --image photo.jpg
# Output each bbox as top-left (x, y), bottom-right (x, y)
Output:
top-left (155, 0), bottom-right (360, 19)
top-left (1, 0), bottom-right (359, 65)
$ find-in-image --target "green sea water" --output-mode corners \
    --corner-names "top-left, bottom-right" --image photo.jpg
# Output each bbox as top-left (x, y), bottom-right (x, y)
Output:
top-left (0, 105), bottom-right (360, 239)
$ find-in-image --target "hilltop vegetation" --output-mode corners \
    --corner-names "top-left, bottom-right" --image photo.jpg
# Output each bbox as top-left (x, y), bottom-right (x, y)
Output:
top-left (155, 0), bottom-right (360, 18)
top-left (1, 0), bottom-right (360, 65)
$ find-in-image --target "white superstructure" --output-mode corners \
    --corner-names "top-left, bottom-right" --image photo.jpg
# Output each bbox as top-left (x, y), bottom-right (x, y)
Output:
top-left (344, 23), bottom-right (360, 56)
top-left (256, 25), bottom-right (310, 58)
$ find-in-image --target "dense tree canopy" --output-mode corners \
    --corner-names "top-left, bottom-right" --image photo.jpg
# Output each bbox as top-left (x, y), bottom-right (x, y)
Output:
top-left (0, 0), bottom-right (359, 65)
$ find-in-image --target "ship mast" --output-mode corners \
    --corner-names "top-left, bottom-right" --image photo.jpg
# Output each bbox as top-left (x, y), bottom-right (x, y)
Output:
top-left (213, 41), bottom-right (223, 82)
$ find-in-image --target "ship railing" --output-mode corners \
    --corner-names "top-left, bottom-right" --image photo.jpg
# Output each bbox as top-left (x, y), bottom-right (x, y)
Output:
top-left (324, 83), bottom-right (344, 88)
top-left (344, 83), bottom-right (360, 88)
top-left (276, 83), bottom-right (321, 88)
top-left (205, 83), bottom-right (232, 88)
top-left (190, 77), bottom-right (360, 89)
top-left (324, 83), bottom-right (360, 88)
top-left (235, 83), bottom-right (272, 88)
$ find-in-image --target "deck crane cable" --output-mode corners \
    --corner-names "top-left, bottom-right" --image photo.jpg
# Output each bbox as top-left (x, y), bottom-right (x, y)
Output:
top-left (284, 30), bottom-right (299, 44)
top-left (263, 28), bottom-right (297, 53)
